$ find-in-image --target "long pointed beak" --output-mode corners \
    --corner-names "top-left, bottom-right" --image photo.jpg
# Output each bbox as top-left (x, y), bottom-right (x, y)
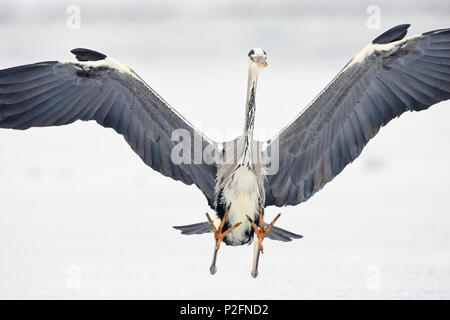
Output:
top-left (255, 56), bottom-right (268, 68)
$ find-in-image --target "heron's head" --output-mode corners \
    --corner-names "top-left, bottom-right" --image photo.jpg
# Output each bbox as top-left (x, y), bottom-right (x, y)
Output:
top-left (248, 48), bottom-right (268, 71)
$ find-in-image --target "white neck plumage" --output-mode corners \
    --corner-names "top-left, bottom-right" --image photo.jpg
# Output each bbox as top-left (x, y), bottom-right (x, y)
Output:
top-left (241, 66), bottom-right (259, 165)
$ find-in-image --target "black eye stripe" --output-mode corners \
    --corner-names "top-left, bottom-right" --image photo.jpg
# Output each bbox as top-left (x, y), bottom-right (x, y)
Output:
top-left (248, 49), bottom-right (255, 57)
top-left (263, 50), bottom-right (267, 56)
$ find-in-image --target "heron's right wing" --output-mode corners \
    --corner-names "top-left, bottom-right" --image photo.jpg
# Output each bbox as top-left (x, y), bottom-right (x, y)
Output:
top-left (263, 25), bottom-right (450, 207)
top-left (0, 49), bottom-right (219, 208)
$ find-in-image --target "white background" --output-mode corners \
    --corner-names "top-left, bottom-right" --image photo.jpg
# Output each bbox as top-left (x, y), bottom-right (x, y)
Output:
top-left (0, 0), bottom-right (449, 299)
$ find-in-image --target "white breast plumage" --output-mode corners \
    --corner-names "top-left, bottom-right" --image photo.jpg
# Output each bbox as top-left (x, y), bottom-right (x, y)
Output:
top-left (221, 165), bottom-right (261, 245)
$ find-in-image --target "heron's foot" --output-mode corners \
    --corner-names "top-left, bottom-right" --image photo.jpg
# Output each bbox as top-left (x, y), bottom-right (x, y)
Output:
top-left (206, 205), bottom-right (241, 275)
top-left (246, 202), bottom-right (281, 254)
top-left (206, 205), bottom-right (242, 251)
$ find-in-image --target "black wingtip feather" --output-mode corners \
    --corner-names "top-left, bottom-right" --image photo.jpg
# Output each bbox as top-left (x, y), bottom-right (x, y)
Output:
top-left (372, 24), bottom-right (410, 44)
top-left (70, 48), bottom-right (107, 62)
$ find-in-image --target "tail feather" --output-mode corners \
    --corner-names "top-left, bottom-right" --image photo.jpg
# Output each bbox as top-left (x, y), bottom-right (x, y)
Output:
top-left (265, 224), bottom-right (303, 242)
top-left (173, 221), bottom-right (302, 242)
top-left (173, 222), bottom-right (212, 235)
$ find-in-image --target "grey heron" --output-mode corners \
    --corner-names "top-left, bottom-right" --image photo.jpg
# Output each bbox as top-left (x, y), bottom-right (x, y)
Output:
top-left (1, 24), bottom-right (450, 278)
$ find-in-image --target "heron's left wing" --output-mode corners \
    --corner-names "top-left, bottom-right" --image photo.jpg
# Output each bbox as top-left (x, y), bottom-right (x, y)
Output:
top-left (0, 49), bottom-right (219, 208)
top-left (263, 25), bottom-right (450, 207)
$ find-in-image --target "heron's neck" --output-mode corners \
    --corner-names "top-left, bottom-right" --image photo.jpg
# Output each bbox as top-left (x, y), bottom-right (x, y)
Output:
top-left (242, 67), bottom-right (258, 164)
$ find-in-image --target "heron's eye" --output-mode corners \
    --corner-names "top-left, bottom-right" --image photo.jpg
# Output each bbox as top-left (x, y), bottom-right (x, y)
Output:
top-left (250, 56), bottom-right (254, 61)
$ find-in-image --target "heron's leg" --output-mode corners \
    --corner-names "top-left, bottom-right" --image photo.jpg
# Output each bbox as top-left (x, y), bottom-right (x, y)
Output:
top-left (250, 232), bottom-right (261, 278)
top-left (205, 205), bottom-right (241, 275)
top-left (247, 201), bottom-right (281, 258)
top-left (209, 239), bottom-right (219, 275)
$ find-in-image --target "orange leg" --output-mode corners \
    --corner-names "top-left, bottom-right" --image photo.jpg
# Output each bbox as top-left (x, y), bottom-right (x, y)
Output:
top-left (205, 204), bottom-right (242, 275)
top-left (247, 202), bottom-right (281, 278)
top-left (246, 201), bottom-right (281, 254)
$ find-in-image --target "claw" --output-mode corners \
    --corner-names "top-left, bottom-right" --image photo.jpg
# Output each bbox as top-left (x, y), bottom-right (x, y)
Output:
top-left (246, 202), bottom-right (281, 253)
top-left (206, 205), bottom-right (242, 251)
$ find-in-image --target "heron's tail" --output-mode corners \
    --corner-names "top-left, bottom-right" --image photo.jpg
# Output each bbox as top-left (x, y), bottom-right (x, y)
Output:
top-left (173, 222), bottom-right (303, 242)
top-left (173, 222), bottom-right (212, 235)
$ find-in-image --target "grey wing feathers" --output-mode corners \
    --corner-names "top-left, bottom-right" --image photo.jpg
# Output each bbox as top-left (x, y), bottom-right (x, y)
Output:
top-left (264, 26), bottom-right (450, 207)
top-left (173, 222), bottom-right (302, 242)
top-left (0, 55), bottom-right (218, 207)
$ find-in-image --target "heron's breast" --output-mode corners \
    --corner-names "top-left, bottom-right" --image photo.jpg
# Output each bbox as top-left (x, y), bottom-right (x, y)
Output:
top-left (220, 166), bottom-right (262, 245)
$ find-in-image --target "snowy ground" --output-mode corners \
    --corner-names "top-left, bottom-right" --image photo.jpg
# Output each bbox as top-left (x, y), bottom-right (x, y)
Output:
top-left (0, 0), bottom-right (450, 299)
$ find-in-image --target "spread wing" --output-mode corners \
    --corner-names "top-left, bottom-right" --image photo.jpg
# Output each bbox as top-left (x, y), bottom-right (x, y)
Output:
top-left (0, 48), bottom-right (219, 208)
top-left (263, 25), bottom-right (450, 207)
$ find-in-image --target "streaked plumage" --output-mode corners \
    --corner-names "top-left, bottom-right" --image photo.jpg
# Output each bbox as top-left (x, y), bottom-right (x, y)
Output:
top-left (1, 25), bottom-right (450, 277)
